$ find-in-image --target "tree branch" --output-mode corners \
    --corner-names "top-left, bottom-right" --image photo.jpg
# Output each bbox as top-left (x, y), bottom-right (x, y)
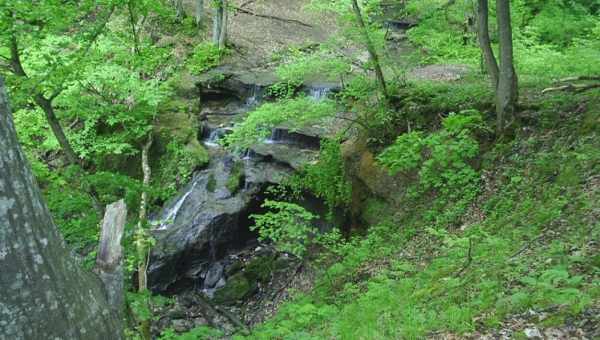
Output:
top-left (232, 6), bottom-right (313, 28)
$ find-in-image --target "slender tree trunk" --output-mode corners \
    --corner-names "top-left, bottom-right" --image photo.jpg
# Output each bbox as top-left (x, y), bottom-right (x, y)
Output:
top-left (495, 0), bottom-right (518, 134)
top-left (136, 133), bottom-right (153, 340)
top-left (218, 0), bottom-right (228, 49)
top-left (351, 0), bottom-right (388, 100)
top-left (195, 0), bottom-right (205, 26)
top-left (212, 0), bottom-right (225, 47)
top-left (0, 76), bottom-right (122, 339)
top-left (33, 95), bottom-right (80, 165)
top-left (175, 0), bottom-right (185, 21)
top-left (476, 0), bottom-right (499, 88)
top-left (128, 0), bottom-right (141, 55)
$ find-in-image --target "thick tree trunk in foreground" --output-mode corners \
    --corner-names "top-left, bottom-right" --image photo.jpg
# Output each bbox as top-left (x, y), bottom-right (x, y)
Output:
top-left (351, 0), bottom-right (389, 100)
top-left (0, 77), bottom-right (122, 339)
top-left (495, 0), bottom-right (518, 134)
top-left (476, 0), bottom-right (499, 88)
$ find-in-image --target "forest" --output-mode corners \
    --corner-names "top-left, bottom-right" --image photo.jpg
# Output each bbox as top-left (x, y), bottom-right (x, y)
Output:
top-left (1, 0), bottom-right (599, 339)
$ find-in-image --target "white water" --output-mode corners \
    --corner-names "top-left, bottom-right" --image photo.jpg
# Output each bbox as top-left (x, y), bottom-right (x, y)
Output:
top-left (308, 87), bottom-right (331, 101)
top-left (156, 181), bottom-right (197, 230)
top-left (203, 128), bottom-right (227, 148)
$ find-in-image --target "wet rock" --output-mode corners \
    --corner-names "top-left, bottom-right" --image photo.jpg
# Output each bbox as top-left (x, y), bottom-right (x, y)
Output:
top-left (204, 262), bottom-right (225, 288)
top-left (147, 142), bottom-right (299, 293)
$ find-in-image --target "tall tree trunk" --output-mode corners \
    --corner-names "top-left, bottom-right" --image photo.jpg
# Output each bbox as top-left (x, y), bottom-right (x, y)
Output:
top-left (495, 0), bottom-right (518, 134)
top-left (195, 0), bottom-right (205, 26)
top-left (0, 76), bottom-right (122, 339)
top-left (351, 0), bottom-right (389, 100)
top-left (218, 0), bottom-right (228, 49)
top-left (476, 0), bottom-right (499, 88)
top-left (136, 133), bottom-right (153, 340)
top-left (212, 0), bottom-right (225, 47)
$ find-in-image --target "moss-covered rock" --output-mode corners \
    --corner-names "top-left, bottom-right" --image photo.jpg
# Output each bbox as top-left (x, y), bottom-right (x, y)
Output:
top-left (244, 255), bottom-right (276, 283)
top-left (226, 161), bottom-right (244, 194)
top-left (184, 139), bottom-right (210, 168)
top-left (213, 273), bottom-right (256, 305)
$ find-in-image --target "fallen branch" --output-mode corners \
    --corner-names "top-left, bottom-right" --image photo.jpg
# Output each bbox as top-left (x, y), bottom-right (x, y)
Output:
top-left (542, 75), bottom-right (600, 94)
top-left (542, 83), bottom-right (600, 94)
top-left (232, 6), bottom-right (313, 28)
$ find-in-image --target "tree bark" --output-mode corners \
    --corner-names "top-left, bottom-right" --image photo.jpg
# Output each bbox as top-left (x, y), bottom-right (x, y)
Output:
top-left (0, 76), bottom-right (122, 339)
top-left (351, 0), bottom-right (389, 100)
top-left (495, 0), bottom-right (518, 134)
top-left (476, 0), bottom-right (499, 88)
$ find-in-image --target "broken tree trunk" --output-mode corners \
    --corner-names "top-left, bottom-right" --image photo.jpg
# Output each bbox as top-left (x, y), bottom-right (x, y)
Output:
top-left (94, 199), bottom-right (128, 320)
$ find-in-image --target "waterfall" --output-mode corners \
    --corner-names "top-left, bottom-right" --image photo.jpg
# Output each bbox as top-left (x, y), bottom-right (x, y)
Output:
top-left (203, 128), bottom-right (229, 147)
top-left (245, 85), bottom-right (262, 107)
top-left (308, 86), bottom-right (332, 101)
top-left (156, 181), bottom-right (198, 230)
top-left (264, 128), bottom-right (286, 144)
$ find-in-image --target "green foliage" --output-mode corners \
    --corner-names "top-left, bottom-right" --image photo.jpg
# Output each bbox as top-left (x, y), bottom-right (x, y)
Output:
top-left (187, 43), bottom-right (225, 75)
top-left (286, 139), bottom-right (352, 211)
top-left (378, 110), bottom-right (486, 225)
top-left (159, 326), bottom-right (223, 340)
top-left (223, 97), bottom-right (337, 148)
top-left (243, 124), bottom-right (600, 339)
top-left (59, 62), bottom-right (167, 161)
top-left (250, 200), bottom-right (317, 258)
top-left (405, 0), bottom-right (600, 84)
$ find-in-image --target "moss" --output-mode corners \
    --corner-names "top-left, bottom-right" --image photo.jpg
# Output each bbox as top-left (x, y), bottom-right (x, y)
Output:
top-left (226, 161), bottom-right (245, 194)
top-left (213, 273), bottom-right (256, 305)
top-left (184, 139), bottom-right (210, 168)
top-left (244, 255), bottom-right (276, 283)
top-left (206, 174), bottom-right (217, 193)
top-left (361, 198), bottom-right (390, 226)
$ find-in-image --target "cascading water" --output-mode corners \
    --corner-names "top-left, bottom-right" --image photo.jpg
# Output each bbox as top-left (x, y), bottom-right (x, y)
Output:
top-left (203, 127), bottom-right (231, 147)
top-left (308, 86), bottom-right (332, 101)
top-left (245, 84), bottom-right (263, 108)
top-left (155, 181), bottom-right (198, 231)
